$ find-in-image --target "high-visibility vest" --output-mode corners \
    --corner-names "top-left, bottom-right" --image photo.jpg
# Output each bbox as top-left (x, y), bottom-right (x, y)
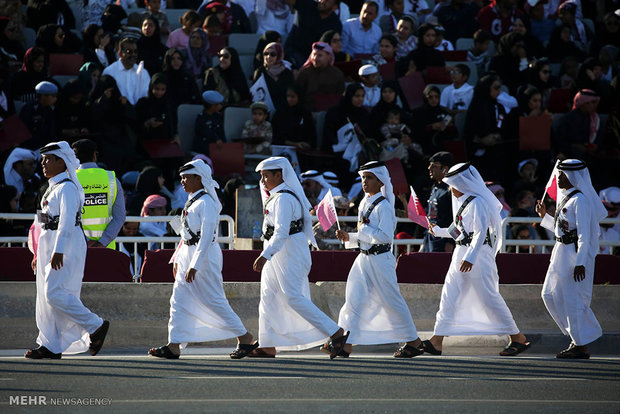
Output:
top-left (76, 168), bottom-right (117, 249)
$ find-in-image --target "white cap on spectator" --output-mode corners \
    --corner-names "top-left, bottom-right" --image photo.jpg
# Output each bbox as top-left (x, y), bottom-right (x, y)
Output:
top-left (358, 64), bottom-right (378, 77)
top-left (35, 81), bottom-right (58, 95)
top-left (518, 158), bottom-right (538, 173)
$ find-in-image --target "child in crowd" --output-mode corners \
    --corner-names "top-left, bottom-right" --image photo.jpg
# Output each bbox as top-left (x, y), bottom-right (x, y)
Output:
top-left (194, 91), bottom-right (225, 155)
top-left (434, 25), bottom-right (454, 51)
top-left (394, 16), bottom-right (417, 59)
top-left (359, 64), bottom-right (381, 109)
top-left (440, 63), bottom-right (474, 113)
top-left (240, 101), bottom-right (273, 154)
top-left (467, 29), bottom-right (492, 78)
top-left (379, 108), bottom-right (422, 163)
top-left (166, 10), bottom-right (201, 49)
top-left (141, 0), bottom-right (169, 36)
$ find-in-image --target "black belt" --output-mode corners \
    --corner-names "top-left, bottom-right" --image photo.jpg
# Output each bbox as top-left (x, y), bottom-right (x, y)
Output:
top-left (456, 230), bottom-right (492, 247)
top-left (43, 214), bottom-right (82, 230)
top-left (360, 244), bottom-right (391, 255)
top-left (263, 218), bottom-right (304, 240)
top-left (183, 234), bottom-right (216, 246)
top-left (555, 229), bottom-right (578, 251)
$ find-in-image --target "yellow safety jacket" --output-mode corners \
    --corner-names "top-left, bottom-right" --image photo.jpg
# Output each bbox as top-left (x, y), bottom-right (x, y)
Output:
top-left (76, 168), bottom-right (117, 249)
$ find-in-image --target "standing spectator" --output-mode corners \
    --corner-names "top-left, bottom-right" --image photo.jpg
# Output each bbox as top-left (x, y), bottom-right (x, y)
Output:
top-left (467, 29), bottom-right (492, 78)
top-left (135, 73), bottom-right (177, 143)
top-left (204, 47), bottom-right (251, 106)
top-left (137, 17), bottom-right (168, 77)
top-left (252, 42), bottom-right (294, 111)
top-left (420, 151), bottom-right (454, 252)
top-left (271, 85), bottom-right (317, 151)
top-left (9, 47), bottom-right (51, 103)
top-left (295, 41), bottom-right (345, 111)
top-left (194, 90), bottom-right (225, 155)
top-left (161, 48), bottom-right (201, 111)
top-left (397, 23), bottom-right (445, 77)
top-left (489, 32), bottom-right (528, 95)
top-left (103, 37), bottom-right (151, 106)
top-left (81, 24), bottom-right (115, 68)
top-left (319, 29), bottom-right (351, 62)
top-left (440, 63), bottom-right (474, 113)
top-left (166, 10), bottom-right (202, 49)
top-left (341, 1), bottom-right (381, 56)
top-left (140, 0), bottom-right (170, 36)
top-left (435, 0), bottom-right (479, 44)
top-left (183, 28), bottom-right (211, 80)
top-left (394, 16), bottom-right (417, 59)
top-left (19, 81), bottom-right (58, 149)
top-left (477, 0), bottom-right (523, 41)
top-left (240, 101), bottom-right (273, 154)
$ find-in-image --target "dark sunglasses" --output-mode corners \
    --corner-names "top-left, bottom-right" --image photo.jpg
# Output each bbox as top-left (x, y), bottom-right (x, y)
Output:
top-left (263, 51), bottom-right (277, 57)
top-left (218, 53), bottom-right (231, 59)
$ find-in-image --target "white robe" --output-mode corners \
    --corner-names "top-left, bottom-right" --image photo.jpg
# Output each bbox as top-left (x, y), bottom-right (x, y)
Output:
top-left (259, 183), bottom-right (339, 350)
top-left (433, 195), bottom-right (519, 336)
top-left (340, 193), bottom-right (418, 344)
top-left (169, 192), bottom-right (247, 347)
top-left (35, 172), bottom-right (103, 354)
top-left (540, 192), bottom-right (602, 346)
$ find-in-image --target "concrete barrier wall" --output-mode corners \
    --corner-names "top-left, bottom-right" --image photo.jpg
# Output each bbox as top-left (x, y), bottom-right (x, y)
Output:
top-left (1, 282), bottom-right (619, 350)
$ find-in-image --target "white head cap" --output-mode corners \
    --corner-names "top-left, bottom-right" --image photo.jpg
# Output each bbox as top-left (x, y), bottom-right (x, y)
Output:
top-left (179, 159), bottom-right (222, 214)
top-left (40, 141), bottom-right (84, 205)
top-left (358, 161), bottom-right (395, 207)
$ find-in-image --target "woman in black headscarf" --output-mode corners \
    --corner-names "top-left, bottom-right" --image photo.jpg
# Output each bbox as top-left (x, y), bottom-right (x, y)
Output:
top-left (524, 58), bottom-right (552, 108)
top-left (35, 23), bottom-right (80, 54)
top-left (324, 82), bottom-right (371, 150)
top-left (545, 24), bottom-right (585, 64)
top-left (489, 31), bottom-right (528, 95)
top-left (56, 79), bottom-right (89, 138)
top-left (126, 166), bottom-right (171, 216)
top-left (161, 48), bottom-right (200, 111)
top-left (137, 16), bottom-right (168, 76)
top-left (81, 24), bottom-right (115, 68)
top-left (511, 15), bottom-right (545, 60)
top-left (253, 42), bottom-right (294, 111)
top-left (319, 30), bottom-right (351, 63)
top-left (135, 73), bottom-right (177, 142)
top-left (397, 23), bottom-right (445, 78)
top-left (204, 46), bottom-right (251, 106)
top-left (9, 47), bottom-right (52, 102)
top-left (0, 17), bottom-right (25, 67)
top-left (272, 84), bottom-right (316, 150)
top-left (369, 80), bottom-right (409, 140)
top-left (253, 30), bottom-right (281, 72)
top-left (410, 84), bottom-right (455, 155)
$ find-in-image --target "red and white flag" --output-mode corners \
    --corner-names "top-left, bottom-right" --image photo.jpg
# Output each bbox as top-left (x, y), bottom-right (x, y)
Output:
top-left (316, 188), bottom-right (339, 231)
top-left (407, 186), bottom-right (428, 228)
top-left (543, 161), bottom-right (559, 201)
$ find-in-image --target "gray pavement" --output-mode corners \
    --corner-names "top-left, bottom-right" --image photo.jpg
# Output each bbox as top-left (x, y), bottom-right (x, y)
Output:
top-left (0, 348), bottom-right (619, 414)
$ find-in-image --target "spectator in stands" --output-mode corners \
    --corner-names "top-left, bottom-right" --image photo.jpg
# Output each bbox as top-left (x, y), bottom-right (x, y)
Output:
top-left (546, 24), bottom-right (586, 63)
top-left (599, 186), bottom-right (620, 255)
top-left (182, 27), bottom-right (210, 80)
top-left (394, 16), bottom-right (416, 59)
top-left (434, 0), bottom-right (479, 45)
top-left (433, 25), bottom-right (454, 51)
top-left (575, 57), bottom-right (614, 113)
top-left (553, 89), bottom-right (601, 160)
top-left (557, 1), bottom-right (590, 54)
top-left (284, 0), bottom-right (343, 68)
top-left (358, 64), bottom-right (380, 109)
top-left (86, 75), bottom-right (133, 173)
top-left (516, 85), bottom-right (546, 118)
top-left (35, 23), bottom-right (81, 55)
top-left (313, 195), bottom-right (354, 250)
top-left (162, 48), bottom-right (201, 111)
top-left (379, 108), bottom-right (417, 164)
top-left (506, 224), bottom-right (535, 253)
top-left (319, 29), bottom-right (351, 62)
top-left (525, 59), bottom-right (552, 109)
top-left (410, 84), bottom-right (455, 156)
top-left (272, 85), bottom-right (317, 151)
top-left (204, 47), bottom-right (251, 106)
top-left (103, 37), bottom-right (150, 106)
top-left (440, 63), bottom-right (473, 113)
top-left (464, 73), bottom-right (513, 182)
top-left (139, 194), bottom-right (169, 250)
top-left (203, 14), bottom-right (223, 40)
top-left (526, 0), bottom-right (555, 46)
top-left (253, 42), bottom-right (294, 111)
top-left (135, 73), bottom-right (177, 143)
top-left (199, 1), bottom-right (233, 34)
top-left (420, 151), bottom-right (454, 252)
top-left (341, 1), bottom-right (381, 57)
top-left (167, 10), bottom-right (202, 49)
top-left (0, 17), bottom-right (24, 67)
top-left (0, 184), bottom-right (24, 238)
top-left (26, 0), bottom-right (75, 32)
top-left (512, 158), bottom-right (543, 196)
top-left (82, 0), bottom-right (117, 28)
top-left (240, 101), bottom-right (273, 154)
top-left (199, 0), bottom-right (252, 33)
top-left (140, 0), bottom-right (170, 36)
top-left (56, 80), bottom-right (89, 139)
top-left (254, 0), bottom-right (294, 35)
top-left (194, 90), bottom-right (225, 155)
top-left (487, 181), bottom-right (511, 219)
top-left (370, 80), bottom-right (408, 138)
top-left (137, 17), bottom-right (168, 77)
top-left (2, 147), bottom-right (39, 197)
top-left (81, 24), bottom-right (115, 68)
top-left (127, 165), bottom-right (171, 216)
top-left (253, 31), bottom-right (282, 71)
top-left (598, 46), bottom-right (618, 85)
top-left (77, 61), bottom-right (102, 94)
top-left (477, 0), bottom-right (523, 41)
top-left (9, 47), bottom-right (51, 103)
top-left (116, 220), bottom-right (147, 275)
top-left (324, 82), bottom-right (369, 148)
top-left (489, 32), bottom-right (528, 95)
top-left (511, 15), bottom-right (545, 60)
top-left (513, 189), bottom-right (537, 215)
top-left (467, 29), bottom-right (492, 78)
top-left (295, 41), bottom-right (345, 111)
top-left (372, 34), bottom-right (398, 67)
top-left (397, 23), bottom-right (445, 77)
top-left (19, 81), bottom-right (58, 149)
top-left (592, 12), bottom-right (620, 53)
top-left (378, 0), bottom-right (405, 34)
top-left (301, 169), bottom-right (342, 206)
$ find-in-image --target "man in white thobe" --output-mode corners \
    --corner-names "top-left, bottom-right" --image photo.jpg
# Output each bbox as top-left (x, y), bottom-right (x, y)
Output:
top-left (149, 160), bottom-right (255, 359)
top-left (26, 141), bottom-right (109, 359)
top-left (250, 157), bottom-right (348, 358)
top-left (423, 162), bottom-right (529, 356)
top-left (335, 161), bottom-right (422, 358)
top-left (536, 159), bottom-right (606, 359)
top-left (102, 37), bottom-right (150, 105)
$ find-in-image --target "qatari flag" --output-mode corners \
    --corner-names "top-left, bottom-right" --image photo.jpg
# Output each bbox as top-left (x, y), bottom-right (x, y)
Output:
top-left (316, 188), bottom-right (339, 231)
top-left (543, 161), bottom-right (559, 201)
top-left (407, 186), bottom-right (428, 228)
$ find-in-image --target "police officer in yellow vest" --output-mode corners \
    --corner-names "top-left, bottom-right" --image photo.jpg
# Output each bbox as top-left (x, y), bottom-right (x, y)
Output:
top-left (72, 139), bottom-right (126, 249)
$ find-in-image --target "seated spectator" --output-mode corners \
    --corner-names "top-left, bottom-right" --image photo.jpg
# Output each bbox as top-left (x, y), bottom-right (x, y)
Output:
top-left (272, 85), bottom-right (317, 151)
top-left (410, 84), bottom-right (455, 156)
top-left (253, 42), bottom-right (294, 111)
top-left (341, 1), bottom-right (381, 57)
top-left (295, 41), bottom-right (345, 111)
top-left (35, 23), bottom-right (81, 55)
top-left (489, 32), bottom-right (528, 95)
top-left (127, 165), bottom-right (172, 215)
top-left (139, 194), bottom-right (169, 250)
top-left (511, 15), bottom-right (544, 59)
top-left (378, 0), bottom-right (406, 34)
top-left (435, 0), bottom-right (479, 45)
top-left (77, 61), bottom-right (102, 94)
top-left (526, 0), bottom-right (555, 46)
top-left (313, 195), bottom-right (355, 250)
top-left (575, 57), bottom-right (614, 113)
top-left (397, 23), bottom-right (445, 77)
top-left (553, 89), bottom-right (601, 160)
top-left (0, 17), bottom-right (25, 69)
top-left (2, 147), bottom-right (39, 197)
top-left (284, 0), bottom-right (342, 68)
top-left (592, 12), bottom-right (620, 53)
top-left (254, 0), bottom-right (294, 36)
top-left (558, 55), bottom-right (580, 89)
top-left (557, 1), bottom-right (590, 54)
top-left (182, 27), bottom-right (211, 80)
top-left (198, 0), bottom-right (251, 34)
top-left (166, 10), bottom-right (201, 49)
top-left (135, 73), bottom-right (177, 142)
top-left (9, 47), bottom-right (51, 103)
top-left (103, 37), bottom-right (150, 105)
top-left (369, 80), bottom-right (408, 138)
top-left (379, 108), bottom-right (417, 164)
top-left (467, 29), bottom-right (492, 78)
top-left (546, 24), bottom-right (586, 63)
top-left (239, 101), bottom-right (273, 154)
top-left (440, 63), bottom-right (473, 113)
top-left (394, 16), bottom-right (417, 59)
top-left (194, 90), bottom-right (225, 155)
top-left (56, 80), bottom-right (89, 139)
top-left (81, 24), bottom-right (115, 68)
top-left (433, 25), bottom-right (454, 51)
top-left (199, 1), bottom-right (233, 34)
top-left (19, 81), bottom-right (58, 149)
top-left (253, 31), bottom-right (282, 72)
top-left (319, 30), bottom-right (351, 62)
top-left (524, 58), bottom-right (552, 108)
top-left (372, 34), bottom-right (398, 67)
top-left (477, 0), bottom-right (523, 42)
top-left (358, 64), bottom-right (380, 109)
top-left (204, 47), bottom-right (251, 106)
top-left (140, 0), bottom-right (169, 36)
top-left (161, 48), bottom-right (200, 111)
top-left (137, 16), bottom-right (168, 77)
top-left (598, 46), bottom-right (619, 85)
